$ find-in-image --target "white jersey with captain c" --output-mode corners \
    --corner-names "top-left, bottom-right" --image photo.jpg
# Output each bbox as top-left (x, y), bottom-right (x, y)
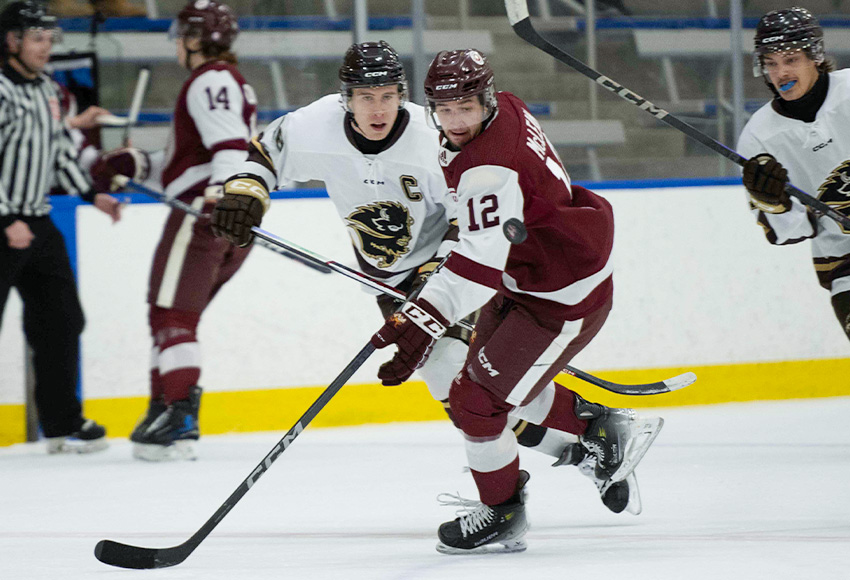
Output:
top-left (243, 94), bottom-right (455, 289)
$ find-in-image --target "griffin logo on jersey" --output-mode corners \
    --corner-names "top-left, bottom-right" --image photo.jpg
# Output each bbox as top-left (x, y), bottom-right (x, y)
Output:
top-left (818, 161), bottom-right (850, 233)
top-left (346, 201), bottom-right (414, 267)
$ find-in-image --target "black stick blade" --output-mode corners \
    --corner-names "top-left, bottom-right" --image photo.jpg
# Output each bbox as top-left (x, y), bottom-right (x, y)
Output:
top-left (95, 539), bottom-right (185, 569)
top-left (563, 367), bottom-right (697, 395)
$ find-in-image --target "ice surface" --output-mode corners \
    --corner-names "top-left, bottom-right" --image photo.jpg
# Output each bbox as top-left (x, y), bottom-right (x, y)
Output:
top-left (2, 398), bottom-right (849, 579)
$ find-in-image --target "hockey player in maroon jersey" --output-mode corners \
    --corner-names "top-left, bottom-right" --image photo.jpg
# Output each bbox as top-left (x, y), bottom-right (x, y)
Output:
top-left (368, 49), bottom-right (664, 554)
top-left (90, 0), bottom-right (257, 461)
top-left (210, 41), bottom-right (646, 517)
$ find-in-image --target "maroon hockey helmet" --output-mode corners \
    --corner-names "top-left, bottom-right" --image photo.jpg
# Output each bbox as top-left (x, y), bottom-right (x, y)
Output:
top-left (169, 0), bottom-right (238, 52)
top-left (338, 41), bottom-right (408, 111)
top-left (423, 49), bottom-right (497, 129)
top-left (753, 7), bottom-right (824, 77)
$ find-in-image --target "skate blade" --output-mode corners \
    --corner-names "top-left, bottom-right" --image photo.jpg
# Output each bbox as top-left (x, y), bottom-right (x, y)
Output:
top-left (132, 440), bottom-right (197, 462)
top-left (46, 437), bottom-right (108, 454)
top-left (436, 537), bottom-right (527, 555)
top-left (602, 416), bottom-right (663, 493)
top-left (624, 471), bottom-right (642, 516)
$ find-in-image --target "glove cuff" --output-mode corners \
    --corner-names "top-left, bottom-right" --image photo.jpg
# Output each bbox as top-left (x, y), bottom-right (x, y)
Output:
top-left (749, 194), bottom-right (790, 214)
top-left (402, 299), bottom-right (448, 340)
top-left (126, 148), bottom-right (151, 181)
top-left (225, 174), bottom-right (271, 214)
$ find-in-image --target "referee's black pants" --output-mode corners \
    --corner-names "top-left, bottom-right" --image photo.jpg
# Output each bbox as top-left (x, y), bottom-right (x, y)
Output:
top-left (0, 216), bottom-right (86, 437)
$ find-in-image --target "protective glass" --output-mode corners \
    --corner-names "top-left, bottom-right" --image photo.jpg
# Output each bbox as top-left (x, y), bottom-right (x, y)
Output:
top-left (752, 40), bottom-right (824, 77)
top-left (20, 26), bottom-right (62, 45)
top-left (341, 80), bottom-right (408, 112)
top-left (167, 19), bottom-right (196, 41)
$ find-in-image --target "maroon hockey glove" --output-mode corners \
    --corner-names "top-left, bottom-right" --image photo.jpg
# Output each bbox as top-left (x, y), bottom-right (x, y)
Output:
top-left (90, 147), bottom-right (150, 192)
top-left (370, 298), bottom-right (449, 386)
top-left (211, 176), bottom-right (270, 248)
top-left (742, 153), bottom-right (791, 214)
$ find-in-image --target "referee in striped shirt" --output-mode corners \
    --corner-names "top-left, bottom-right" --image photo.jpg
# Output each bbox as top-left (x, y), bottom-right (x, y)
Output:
top-left (0, 1), bottom-right (121, 453)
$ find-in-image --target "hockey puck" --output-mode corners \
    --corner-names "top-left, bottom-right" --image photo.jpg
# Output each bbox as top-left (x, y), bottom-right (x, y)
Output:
top-left (503, 218), bottom-right (527, 245)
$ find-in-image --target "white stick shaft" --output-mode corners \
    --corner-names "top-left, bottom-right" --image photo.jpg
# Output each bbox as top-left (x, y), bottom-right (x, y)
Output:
top-left (127, 68), bottom-right (150, 127)
top-left (505, 0), bottom-right (530, 24)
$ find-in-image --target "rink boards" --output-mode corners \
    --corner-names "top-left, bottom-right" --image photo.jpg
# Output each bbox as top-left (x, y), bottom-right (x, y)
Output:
top-left (1, 184), bottom-right (847, 444)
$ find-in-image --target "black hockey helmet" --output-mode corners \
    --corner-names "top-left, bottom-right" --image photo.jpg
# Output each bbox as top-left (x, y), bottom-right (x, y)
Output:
top-left (753, 7), bottom-right (824, 77)
top-left (169, 0), bottom-right (239, 52)
top-left (0, 1), bottom-right (59, 58)
top-left (338, 41), bottom-right (408, 110)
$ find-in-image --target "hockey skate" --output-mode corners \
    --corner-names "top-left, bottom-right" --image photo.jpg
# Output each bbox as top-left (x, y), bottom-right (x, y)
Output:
top-left (46, 418), bottom-right (108, 454)
top-left (436, 470), bottom-right (530, 555)
top-left (575, 394), bottom-right (663, 492)
top-left (132, 386), bottom-right (201, 462)
top-left (129, 397), bottom-right (167, 444)
top-left (553, 443), bottom-right (641, 515)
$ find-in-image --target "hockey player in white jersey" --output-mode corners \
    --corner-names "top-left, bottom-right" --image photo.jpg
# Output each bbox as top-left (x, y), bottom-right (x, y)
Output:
top-left (738, 7), bottom-right (850, 342)
top-left (210, 41), bottom-right (639, 514)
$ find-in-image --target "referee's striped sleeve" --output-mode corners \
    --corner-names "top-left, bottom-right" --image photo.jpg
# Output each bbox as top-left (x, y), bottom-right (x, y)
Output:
top-left (1, 71), bottom-right (98, 216)
top-left (54, 125), bottom-right (95, 200)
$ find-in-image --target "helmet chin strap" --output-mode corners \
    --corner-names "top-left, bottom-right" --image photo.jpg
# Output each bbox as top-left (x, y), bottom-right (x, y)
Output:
top-left (8, 51), bottom-right (39, 77)
top-left (184, 46), bottom-right (202, 69)
top-left (181, 35), bottom-right (208, 70)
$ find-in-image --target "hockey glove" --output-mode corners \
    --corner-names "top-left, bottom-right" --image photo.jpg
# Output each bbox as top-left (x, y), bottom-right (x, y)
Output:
top-left (210, 175), bottom-right (270, 248)
top-left (370, 298), bottom-right (449, 386)
top-left (90, 147), bottom-right (150, 192)
top-left (742, 153), bottom-right (791, 214)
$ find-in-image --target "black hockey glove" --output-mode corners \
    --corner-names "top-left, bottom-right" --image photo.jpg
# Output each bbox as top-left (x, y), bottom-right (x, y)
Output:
top-left (742, 153), bottom-right (791, 214)
top-left (370, 298), bottom-right (449, 386)
top-left (211, 176), bottom-right (269, 248)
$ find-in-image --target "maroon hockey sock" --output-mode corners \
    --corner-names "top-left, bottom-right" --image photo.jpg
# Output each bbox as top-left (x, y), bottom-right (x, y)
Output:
top-left (150, 307), bottom-right (202, 405)
top-left (150, 367), bottom-right (165, 401)
top-left (540, 385), bottom-right (587, 435)
top-left (471, 456), bottom-right (521, 506)
top-left (161, 369), bottom-right (199, 404)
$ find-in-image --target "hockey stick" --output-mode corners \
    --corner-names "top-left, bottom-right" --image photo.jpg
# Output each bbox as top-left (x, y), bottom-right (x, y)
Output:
top-left (95, 248), bottom-right (449, 569)
top-left (123, 67), bottom-right (150, 146)
top-left (124, 181), bottom-right (693, 395)
top-left (96, 68), bottom-right (150, 137)
top-left (503, 0), bottom-right (850, 231)
top-left (250, 228), bottom-right (694, 395)
top-left (200, 209), bottom-right (694, 396)
top-left (119, 178), bottom-right (331, 274)
top-left (94, 341), bottom-right (376, 569)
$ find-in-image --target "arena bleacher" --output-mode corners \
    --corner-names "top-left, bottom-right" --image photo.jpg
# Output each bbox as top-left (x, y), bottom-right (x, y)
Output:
top-left (48, 0), bottom-right (850, 180)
